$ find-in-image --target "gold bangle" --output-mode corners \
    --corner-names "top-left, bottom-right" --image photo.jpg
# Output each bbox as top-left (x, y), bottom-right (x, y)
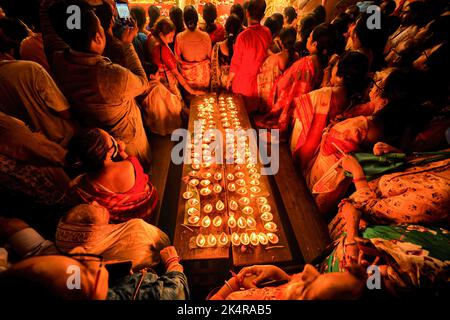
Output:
top-left (224, 279), bottom-right (234, 292)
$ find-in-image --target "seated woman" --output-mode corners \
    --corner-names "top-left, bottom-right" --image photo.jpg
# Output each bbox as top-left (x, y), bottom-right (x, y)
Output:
top-left (210, 14), bottom-right (241, 92)
top-left (290, 51), bottom-right (370, 169)
top-left (264, 16), bottom-right (283, 54)
top-left (67, 128), bottom-right (158, 223)
top-left (283, 6), bottom-right (298, 30)
top-left (149, 18), bottom-right (204, 98)
top-left (255, 24), bottom-right (338, 140)
top-left (140, 63), bottom-right (182, 136)
top-left (174, 6), bottom-right (212, 92)
top-left (202, 3), bottom-right (225, 45)
top-left (257, 27), bottom-right (298, 113)
top-left (333, 154), bottom-right (450, 226)
top-left (294, 14), bottom-right (317, 58)
top-left (56, 203), bottom-right (170, 271)
top-left (326, 201), bottom-right (450, 295)
top-left (209, 264), bottom-right (366, 300)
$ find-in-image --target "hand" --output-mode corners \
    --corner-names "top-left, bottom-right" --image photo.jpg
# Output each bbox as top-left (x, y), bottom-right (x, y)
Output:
top-left (160, 246), bottom-right (179, 264)
top-left (237, 265), bottom-right (290, 287)
top-left (120, 18), bottom-right (138, 44)
top-left (341, 155), bottom-right (364, 178)
top-left (373, 142), bottom-right (399, 156)
top-left (329, 201), bottom-right (361, 240)
top-left (240, 274), bottom-right (258, 290)
top-left (117, 140), bottom-right (126, 153)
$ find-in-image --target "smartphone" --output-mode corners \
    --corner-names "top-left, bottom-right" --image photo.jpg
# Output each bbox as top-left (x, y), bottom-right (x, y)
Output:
top-left (115, 1), bottom-right (133, 27)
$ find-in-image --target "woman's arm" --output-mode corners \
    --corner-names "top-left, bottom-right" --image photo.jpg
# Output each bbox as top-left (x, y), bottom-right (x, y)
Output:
top-left (171, 68), bottom-right (205, 95)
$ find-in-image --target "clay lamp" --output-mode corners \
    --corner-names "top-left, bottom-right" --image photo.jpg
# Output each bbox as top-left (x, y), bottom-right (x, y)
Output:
top-left (218, 232), bottom-right (229, 246)
top-left (187, 207), bottom-right (200, 216)
top-left (229, 200), bottom-right (239, 211)
top-left (240, 233), bottom-right (250, 246)
top-left (237, 187), bottom-right (248, 195)
top-left (256, 197), bottom-right (267, 205)
top-left (212, 216), bottom-right (222, 227)
top-left (250, 186), bottom-right (261, 194)
top-left (238, 197), bottom-right (250, 206)
top-left (258, 233), bottom-right (269, 245)
top-left (227, 173), bottom-right (235, 181)
top-left (203, 204), bottom-right (213, 214)
top-left (214, 172), bottom-right (222, 180)
top-left (200, 187), bottom-right (212, 196)
top-left (201, 216), bottom-right (211, 228)
top-left (200, 179), bottom-right (211, 187)
top-left (187, 198), bottom-right (199, 206)
top-left (227, 183), bottom-right (236, 192)
top-left (266, 233), bottom-right (279, 244)
top-left (236, 179), bottom-right (246, 187)
top-left (242, 206), bottom-right (254, 215)
top-left (189, 179), bottom-right (199, 187)
top-left (246, 217), bottom-right (256, 229)
top-left (237, 217), bottom-right (247, 229)
top-left (250, 232), bottom-right (259, 246)
top-left (216, 200), bottom-right (225, 211)
top-left (191, 163), bottom-right (200, 170)
top-left (260, 212), bottom-right (273, 222)
top-left (189, 170), bottom-right (198, 178)
top-left (213, 184), bottom-right (222, 194)
top-left (260, 204), bottom-right (271, 213)
top-left (227, 216), bottom-right (237, 228)
top-left (183, 191), bottom-right (193, 200)
top-left (231, 233), bottom-right (240, 246)
top-left (196, 234), bottom-right (206, 247)
top-left (188, 215), bottom-right (200, 225)
top-left (235, 172), bottom-right (245, 179)
top-left (207, 234), bottom-right (217, 246)
top-left (264, 222), bottom-right (277, 232)
top-left (250, 179), bottom-right (260, 186)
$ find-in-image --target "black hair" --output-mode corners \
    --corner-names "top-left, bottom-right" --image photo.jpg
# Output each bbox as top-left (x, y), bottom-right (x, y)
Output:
top-left (403, 1), bottom-right (429, 27)
top-left (312, 5), bottom-right (326, 24)
top-left (154, 17), bottom-right (176, 39)
top-left (279, 27), bottom-right (298, 69)
top-left (337, 51), bottom-right (370, 109)
top-left (294, 14), bottom-right (317, 57)
top-left (169, 6), bottom-right (185, 34)
top-left (381, 0), bottom-right (396, 16)
top-left (203, 3), bottom-right (218, 34)
top-left (183, 5), bottom-right (198, 32)
top-left (230, 3), bottom-right (245, 25)
top-left (49, 0), bottom-right (100, 53)
top-left (242, 1), bottom-right (251, 26)
top-left (0, 17), bottom-right (29, 56)
top-left (247, 0), bottom-right (266, 22)
top-left (271, 12), bottom-right (284, 33)
top-left (92, 1), bottom-right (113, 32)
top-left (147, 5), bottom-right (160, 30)
top-left (131, 6), bottom-right (147, 30)
top-left (264, 17), bottom-right (279, 37)
top-left (67, 128), bottom-right (110, 172)
top-left (283, 6), bottom-right (297, 24)
top-left (225, 14), bottom-right (242, 63)
top-left (147, 62), bottom-right (159, 76)
top-left (311, 23), bottom-right (338, 68)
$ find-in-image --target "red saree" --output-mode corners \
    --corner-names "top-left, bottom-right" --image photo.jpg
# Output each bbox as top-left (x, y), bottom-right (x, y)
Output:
top-left (255, 55), bottom-right (322, 139)
top-left (72, 157), bottom-right (158, 223)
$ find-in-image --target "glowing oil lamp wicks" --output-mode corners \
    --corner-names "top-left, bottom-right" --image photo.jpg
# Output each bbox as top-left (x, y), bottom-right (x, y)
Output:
top-left (260, 212), bottom-right (273, 222)
top-left (200, 187), bottom-right (212, 196)
top-left (258, 233), bottom-right (269, 245)
top-left (187, 198), bottom-right (199, 206)
top-left (191, 163), bottom-right (200, 170)
top-left (201, 172), bottom-right (212, 179)
top-left (201, 216), bottom-right (211, 228)
top-left (246, 163), bottom-right (256, 169)
top-left (201, 162), bottom-right (211, 169)
top-left (246, 217), bottom-right (256, 229)
top-left (215, 200), bottom-right (225, 211)
top-left (250, 232), bottom-right (259, 246)
top-left (236, 179), bottom-right (246, 187)
top-left (229, 200), bottom-right (238, 211)
top-left (250, 186), bottom-right (261, 194)
top-left (238, 197), bottom-right (250, 206)
top-left (231, 233), bottom-right (240, 246)
top-left (266, 233), bottom-right (279, 244)
top-left (250, 173), bottom-right (261, 180)
top-left (227, 173), bottom-right (235, 181)
top-left (240, 233), bottom-right (250, 245)
top-left (203, 204), bottom-right (213, 214)
top-left (235, 172), bottom-right (245, 179)
top-left (189, 170), bottom-right (198, 177)
top-left (200, 179), bottom-right (211, 187)
top-left (237, 216), bottom-right (247, 229)
top-left (212, 216), bottom-right (222, 227)
top-left (227, 216), bottom-right (237, 228)
top-left (260, 204), bottom-right (271, 213)
top-left (189, 179), bottom-right (199, 187)
top-left (188, 215), bottom-right (200, 224)
top-left (207, 234), bottom-right (217, 246)
top-left (248, 168), bottom-right (257, 175)
top-left (187, 207), bottom-right (200, 216)
top-left (237, 187), bottom-right (248, 195)
top-left (214, 172), bottom-right (223, 180)
top-left (250, 179), bottom-right (260, 186)
top-left (227, 183), bottom-right (236, 192)
top-left (256, 197), bottom-right (267, 205)
top-left (183, 191), bottom-right (193, 200)
top-left (196, 234), bottom-right (206, 247)
top-left (264, 222), bottom-right (278, 232)
top-left (218, 232), bottom-right (229, 246)
top-left (242, 206), bottom-right (254, 215)
top-left (213, 184), bottom-right (222, 194)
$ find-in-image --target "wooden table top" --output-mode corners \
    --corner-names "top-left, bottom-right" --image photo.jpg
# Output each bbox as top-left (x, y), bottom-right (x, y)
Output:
top-left (173, 93), bottom-right (292, 266)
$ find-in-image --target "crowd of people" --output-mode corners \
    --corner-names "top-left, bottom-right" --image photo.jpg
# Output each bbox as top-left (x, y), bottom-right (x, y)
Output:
top-left (0, 0), bottom-right (448, 300)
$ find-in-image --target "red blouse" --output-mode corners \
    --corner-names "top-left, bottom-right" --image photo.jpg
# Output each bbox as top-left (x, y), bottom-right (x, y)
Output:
top-left (151, 43), bottom-right (177, 71)
top-left (208, 24), bottom-right (226, 45)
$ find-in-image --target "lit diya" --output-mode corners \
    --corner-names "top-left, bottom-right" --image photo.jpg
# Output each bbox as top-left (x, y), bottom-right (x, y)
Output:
top-left (189, 171), bottom-right (198, 177)
top-left (191, 164), bottom-right (200, 170)
top-left (250, 186), bottom-right (261, 194)
top-left (229, 200), bottom-right (239, 211)
top-left (240, 233), bottom-right (250, 245)
top-left (250, 232), bottom-right (259, 246)
top-left (250, 179), bottom-right (260, 186)
top-left (207, 234), bottom-right (217, 246)
top-left (260, 212), bottom-right (273, 222)
top-left (200, 187), bottom-right (212, 196)
top-left (201, 216), bottom-right (211, 228)
top-left (214, 172), bottom-right (222, 180)
top-left (238, 197), bottom-right (250, 206)
top-left (266, 233), bottom-right (279, 244)
top-left (218, 232), bottom-right (229, 246)
top-left (242, 206), bottom-right (254, 215)
top-left (227, 216), bottom-right (237, 228)
top-left (231, 233), bottom-right (240, 246)
top-left (203, 203), bottom-right (213, 214)
top-left (187, 207), bottom-right (200, 216)
top-left (248, 168), bottom-right (257, 175)
top-left (183, 191), bottom-right (193, 199)
top-left (213, 184), bottom-right (222, 193)
top-left (189, 179), bottom-right (199, 187)
top-left (236, 179), bottom-right (246, 187)
top-left (260, 204), bottom-right (271, 213)
top-left (196, 234), bottom-right (206, 247)
top-left (201, 172), bottom-right (212, 179)
top-left (188, 215), bottom-right (200, 224)
top-left (215, 200), bottom-right (225, 211)
top-left (258, 233), bottom-right (269, 245)
top-left (247, 163), bottom-right (256, 169)
top-left (187, 198), bottom-right (199, 206)
top-left (264, 222), bottom-right (278, 232)
top-left (235, 172), bottom-right (245, 179)
top-left (237, 216), bottom-right (247, 229)
top-left (227, 183), bottom-right (236, 192)
top-left (201, 162), bottom-right (211, 169)
top-left (246, 217), bottom-right (256, 229)
top-left (212, 216), bottom-right (222, 227)
top-left (226, 173), bottom-right (235, 181)
top-left (237, 187), bottom-right (248, 195)
top-left (256, 197), bottom-right (267, 205)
